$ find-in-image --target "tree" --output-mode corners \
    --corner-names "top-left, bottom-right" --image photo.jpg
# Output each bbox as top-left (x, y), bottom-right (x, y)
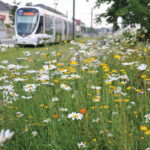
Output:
top-left (25, 2), bottom-right (33, 6)
top-left (94, 0), bottom-right (150, 37)
top-left (9, 0), bottom-right (20, 25)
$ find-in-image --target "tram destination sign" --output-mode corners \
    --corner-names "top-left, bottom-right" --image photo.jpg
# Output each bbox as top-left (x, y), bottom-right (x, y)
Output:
top-left (18, 9), bottom-right (36, 16)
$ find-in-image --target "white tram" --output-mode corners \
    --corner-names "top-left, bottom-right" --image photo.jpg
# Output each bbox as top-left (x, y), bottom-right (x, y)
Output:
top-left (15, 6), bottom-right (74, 45)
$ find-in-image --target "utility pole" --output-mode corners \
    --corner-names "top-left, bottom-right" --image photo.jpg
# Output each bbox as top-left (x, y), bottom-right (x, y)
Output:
top-left (66, 11), bottom-right (68, 18)
top-left (91, 8), bottom-right (93, 37)
top-left (54, 0), bottom-right (58, 12)
top-left (72, 0), bottom-right (75, 40)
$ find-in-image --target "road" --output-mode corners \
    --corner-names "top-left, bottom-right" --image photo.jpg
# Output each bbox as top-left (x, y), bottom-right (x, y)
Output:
top-left (0, 38), bottom-right (15, 45)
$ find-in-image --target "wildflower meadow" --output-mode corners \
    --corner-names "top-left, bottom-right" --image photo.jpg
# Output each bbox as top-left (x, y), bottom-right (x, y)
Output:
top-left (0, 35), bottom-right (150, 149)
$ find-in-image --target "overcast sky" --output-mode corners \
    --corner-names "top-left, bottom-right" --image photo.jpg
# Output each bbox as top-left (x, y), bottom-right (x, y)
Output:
top-left (4, 0), bottom-right (112, 28)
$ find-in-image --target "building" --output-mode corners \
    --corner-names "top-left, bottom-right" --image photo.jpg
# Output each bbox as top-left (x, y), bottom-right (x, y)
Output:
top-left (0, 1), bottom-right (12, 38)
top-left (0, 1), bottom-right (12, 25)
top-left (75, 19), bottom-right (86, 37)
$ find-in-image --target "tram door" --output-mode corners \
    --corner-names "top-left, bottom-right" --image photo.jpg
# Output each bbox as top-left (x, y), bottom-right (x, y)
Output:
top-left (36, 16), bottom-right (44, 34)
top-left (55, 18), bottom-right (62, 42)
top-left (64, 21), bottom-right (67, 41)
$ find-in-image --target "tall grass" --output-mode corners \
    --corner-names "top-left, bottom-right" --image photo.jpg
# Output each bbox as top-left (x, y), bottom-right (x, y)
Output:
top-left (0, 37), bottom-right (150, 150)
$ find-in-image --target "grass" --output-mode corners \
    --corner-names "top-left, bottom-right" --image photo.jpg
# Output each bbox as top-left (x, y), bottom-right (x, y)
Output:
top-left (0, 37), bottom-right (150, 150)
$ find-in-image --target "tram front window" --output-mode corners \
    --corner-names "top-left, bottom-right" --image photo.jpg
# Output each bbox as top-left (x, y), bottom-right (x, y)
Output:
top-left (16, 8), bottom-right (39, 37)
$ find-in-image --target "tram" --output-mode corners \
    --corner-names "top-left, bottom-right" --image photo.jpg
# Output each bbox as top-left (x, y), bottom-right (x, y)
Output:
top-left (15, 6), bottom-right (74, 45)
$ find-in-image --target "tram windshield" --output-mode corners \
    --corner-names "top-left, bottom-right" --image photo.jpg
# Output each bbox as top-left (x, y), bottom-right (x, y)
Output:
top-left (16, 8), bottom-right (39, 36)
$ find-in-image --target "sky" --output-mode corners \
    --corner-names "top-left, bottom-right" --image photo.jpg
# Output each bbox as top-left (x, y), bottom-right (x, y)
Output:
top-left (3, 0), bottom-right (112, 28)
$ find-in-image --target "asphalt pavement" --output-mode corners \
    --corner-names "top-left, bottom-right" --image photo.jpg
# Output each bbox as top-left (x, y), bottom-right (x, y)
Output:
top-left (0, 38), bottom-right (15, 44)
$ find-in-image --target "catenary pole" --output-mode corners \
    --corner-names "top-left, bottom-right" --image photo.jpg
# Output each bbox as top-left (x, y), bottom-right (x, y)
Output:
top-left (91, 8), bottom-right (93, 37)
top-left (72, 0), bottom-right (75, 40)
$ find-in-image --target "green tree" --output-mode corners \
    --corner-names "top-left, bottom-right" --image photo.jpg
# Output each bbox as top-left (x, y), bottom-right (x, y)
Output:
top-left (25, 2), bottom-right (33, 6)
top-left (9, 0), bottom-right (20, 25)
top-left (94, 0), bottom-right (150, 37)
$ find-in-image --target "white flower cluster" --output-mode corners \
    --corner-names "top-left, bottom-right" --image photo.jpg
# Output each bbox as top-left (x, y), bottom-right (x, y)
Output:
top-left (0, 129), bottom-right (14, 145)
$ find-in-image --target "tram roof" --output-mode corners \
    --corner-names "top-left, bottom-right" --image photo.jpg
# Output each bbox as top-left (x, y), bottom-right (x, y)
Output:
top-left (17, 6), bottom-right (72, 22)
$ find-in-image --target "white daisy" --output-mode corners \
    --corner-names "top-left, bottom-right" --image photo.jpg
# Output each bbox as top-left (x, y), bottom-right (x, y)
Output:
top-left (0, 129), bottom-right (14, 145)
top-left (77, 142), bottom-right (87, 148)
top-left (60, 84), bottom-right (72, 91)
top-left (51, 97), bottom-right (59, 102)
top-left (23, 84), bottom-right (37, 92)
top-left (144, 114), bottom-right (150, 122)
top-left (68, 112), bottom-right (83, 120)
top-left (137, 64), bottom-right (147, 71)
top-left (22, 96), bottom-right (32, 99)
top-left (32, 131), bottom-right (37, 136)
top-left (59, 108), bottom-right (68, 112)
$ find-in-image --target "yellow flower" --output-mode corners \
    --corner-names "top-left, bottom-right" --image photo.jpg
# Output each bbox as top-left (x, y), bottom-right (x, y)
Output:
top-left (25, 127), bottom-right (28, 132)
top-left (92, 97), bottom-right (100, 102)
top-left (114, 54), bottom-right (121, 59)
top-left (145, 130), bottom-right (150, 135)
top-left (140, 126), bottom-right (147, 131)
top-left (69, 67), bottom-right (75, 72)
top-left (112, 70), bottom-right (117, 73)
top-left (57, 63), bottom-right (62, 66)
top-left (28, 58), bottom-right (33, 61)
top-left (104, 105), bottom-right (109, 109)
top-left (96, 90), bottom-right (100, 93)
top-left (114, 99), bottom-right (123, 102)
top-left (43, 54), bottom-right (47, 58)
top-left (126, 86), bottom-right (131, 90)
top-left (90, 57), bottom-right (95, 61)
top-left (144, 48), bottom-right (148, 52)
top-left (93, 138), bottom-right (96, 142)
top-left (105, 82), bottom-right (111, 85)
top-left (91, 106), bottom-right (95, 109)
top-left (124, 99), bottom-right (129, 102)
top-left (141, 34), bottom-right (145, 38)
top-left (29, 115), bottom-right (32, 119)
top-left (120, 82), bottom-right (125, 85)
top-left (80, 40), bottom-right (83, 43)
top-left (71, 61), bottom-right (78, 65)
top-left (54, 80), bottom-right (59, 83)
top-left (84, 59), bottom-right (89, 64)
top-left (40, 104), bottom-right (44, 107)
top-left (141, 75), bottom-right (147, 78)
top-left (43, 47), bottom-right (47, 50)
top-left (89, 70), bottom-right (94, 74)
top-left (57, 53), bottom-right (62, 56)
top-left (135, 89), bottom-right (142, 92)
top-left (104, 68), bottom-right (110, 72)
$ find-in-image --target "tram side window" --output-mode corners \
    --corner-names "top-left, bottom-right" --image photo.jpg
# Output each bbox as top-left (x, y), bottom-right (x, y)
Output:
top-left (36, 16), bottom-right (44, 34)
top-left (45, 16), bottom-right (53, 35)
